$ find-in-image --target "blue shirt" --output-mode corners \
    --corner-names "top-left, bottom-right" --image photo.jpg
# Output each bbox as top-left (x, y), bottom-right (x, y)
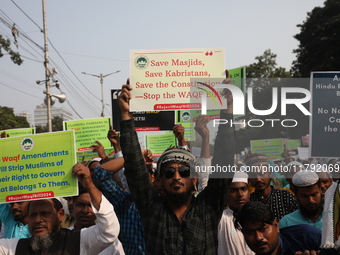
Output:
top-left (93, 166), bottom-right (146, 255)
top-left (280, 224), bottom-right (321, 254)
top-left (279, 208), bottom-right (323, 229)
top-left (0, 203), bottom-right (31, 238)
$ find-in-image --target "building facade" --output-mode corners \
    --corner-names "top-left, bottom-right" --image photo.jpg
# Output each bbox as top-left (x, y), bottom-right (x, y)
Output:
top-left (34, 103), bottom-right (73, 127)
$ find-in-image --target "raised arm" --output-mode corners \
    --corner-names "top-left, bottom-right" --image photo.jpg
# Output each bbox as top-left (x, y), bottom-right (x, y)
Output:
top-left (173, 124), bottom-right (187, 148)
top-left (195, 115), bottom-right (211, 191)
top-left (73, 162), bottom-right (120, 254)
top-left (118, 81), bottom-right (154, 216)
top-left (107, 126), bottom-right (122, 154)
top-left (204, 88), bottom-right (234, 213)
top-left (72, 163), bottom-right (102, 210)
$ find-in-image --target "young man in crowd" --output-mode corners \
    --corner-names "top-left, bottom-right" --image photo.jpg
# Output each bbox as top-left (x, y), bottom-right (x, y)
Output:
top-left (247, 153), bottom-right (299, 220)
top-left (218, 172), bottom-right (254, 255)
top-left (234, 201), bottom-right (321, 255)
top-left (70, 181), bottom-right (125, 254)
top-left (0, 201), bottom-right (31, 238)
top-left (279, 171), bottom-right (323, 229)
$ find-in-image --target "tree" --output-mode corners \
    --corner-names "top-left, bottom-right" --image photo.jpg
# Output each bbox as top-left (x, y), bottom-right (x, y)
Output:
top-left (246, 49), bottom-right (291, 90)
top-left (0, 34), bottom-right (23, 65)
top-left (0, 106), bottom-right (29, 130)
top-left (292, 0), bottom-right (340, 77)
top-left (36, 116), bottom-right (64, 133)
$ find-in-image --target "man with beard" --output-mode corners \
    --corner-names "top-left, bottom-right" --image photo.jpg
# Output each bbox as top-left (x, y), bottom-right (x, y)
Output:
top-left (235, 201), bottom-right (321, 255)
top-left (279, 171), bottom-right (323, 230)
top-left (0, 201), bottom-right (31, 238)
top-left (118, 82), bottom-right (233, 254)
top-left (0, 162), bottom-right (120, 255)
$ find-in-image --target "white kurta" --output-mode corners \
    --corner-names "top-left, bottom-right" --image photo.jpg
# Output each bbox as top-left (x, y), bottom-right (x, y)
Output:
top-left (0, 195), bottom-right (120, 255)
top-left (218, 207), bottom-right (254, 255)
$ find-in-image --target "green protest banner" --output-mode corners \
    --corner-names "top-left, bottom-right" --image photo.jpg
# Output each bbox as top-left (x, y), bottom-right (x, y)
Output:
top-left (0, 131), bottom-right (77, 203)
top-left (286, 139), bottom-right (301, 151)
top-left (76, 148), bottom-right (115, 162)
top-left (145, 133), bottom-right (177, 156)
top-left (63, 117), bottom-right (112, 151)
top-left (250, 138), bottom-right (284, 160)
top-left (1, 128), bottom-right (35, 137)
top-left (228, 66), bottom-right (246, 91)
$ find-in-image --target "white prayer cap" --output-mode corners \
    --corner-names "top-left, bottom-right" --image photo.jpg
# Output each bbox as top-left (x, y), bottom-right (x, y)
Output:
top-left (292, 171), bottom-right (319, 187)
top-left (287, 161), bottom-right (305, 171)
top-left (232, 171), bottom-right (248, 183)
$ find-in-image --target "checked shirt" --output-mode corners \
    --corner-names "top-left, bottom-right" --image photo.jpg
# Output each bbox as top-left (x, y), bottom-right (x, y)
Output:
top-left (120, 112), bottom-right (234, 255)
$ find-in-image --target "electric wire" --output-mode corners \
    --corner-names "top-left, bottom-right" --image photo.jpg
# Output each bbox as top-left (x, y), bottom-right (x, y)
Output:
top-left (10, 0), bottom-right (43, 32)
top-left (0, 81), bottom-right (42, 99)
top-left (1, 3), bottom-right (114, 119)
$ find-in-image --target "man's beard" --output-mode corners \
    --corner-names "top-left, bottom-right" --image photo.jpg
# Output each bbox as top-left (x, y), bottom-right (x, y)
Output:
top-left (167, 190), bottom-right (193, 207)
top-left (31, 234), bottom-right (53, 251)
top-left (300, 204), bottom-right (323, 218)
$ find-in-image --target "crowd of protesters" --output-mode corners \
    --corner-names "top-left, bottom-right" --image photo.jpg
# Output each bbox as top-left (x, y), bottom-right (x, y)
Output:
top-left (0, 80), bottom-right (340, 255)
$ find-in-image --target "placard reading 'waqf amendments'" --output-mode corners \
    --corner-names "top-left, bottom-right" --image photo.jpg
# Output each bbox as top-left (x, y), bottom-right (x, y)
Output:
top-left (0, 131), bottom-right (78, 203)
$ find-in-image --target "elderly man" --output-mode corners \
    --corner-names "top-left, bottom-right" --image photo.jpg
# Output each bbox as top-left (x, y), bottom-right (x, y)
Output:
top-left (118, 82), bottom-right (234, 254)
top-left (0, 163), bottom-right (120, 255)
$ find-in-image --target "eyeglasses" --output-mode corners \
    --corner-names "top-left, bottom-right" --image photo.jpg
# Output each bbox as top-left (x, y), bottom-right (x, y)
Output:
top-left (162, 166), bottom-right (191, 179)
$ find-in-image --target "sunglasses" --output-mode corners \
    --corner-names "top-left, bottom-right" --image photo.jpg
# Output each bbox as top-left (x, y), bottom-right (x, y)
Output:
top-left (162, 166), bottom-right (191, 179)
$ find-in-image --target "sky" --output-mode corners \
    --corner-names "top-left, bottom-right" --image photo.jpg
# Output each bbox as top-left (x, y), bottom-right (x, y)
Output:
top-left (0, 0), bottom-right (326, 126)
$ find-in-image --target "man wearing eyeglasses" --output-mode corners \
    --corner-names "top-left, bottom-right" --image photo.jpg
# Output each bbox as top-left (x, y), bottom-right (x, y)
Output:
top-left (118, 81), bottom-right (234, 255)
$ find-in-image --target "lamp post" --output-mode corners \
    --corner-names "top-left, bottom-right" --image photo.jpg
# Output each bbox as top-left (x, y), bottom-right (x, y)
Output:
top-left (82, 70), bottom-right (120, 117)
top-left (42, 0), bottom-right (53, 132)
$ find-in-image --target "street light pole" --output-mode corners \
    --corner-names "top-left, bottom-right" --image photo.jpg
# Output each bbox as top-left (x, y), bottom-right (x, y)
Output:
top-left (42, 0), bottom-right (52, 132)
top-left (82, 71), bottom-right (120, 117)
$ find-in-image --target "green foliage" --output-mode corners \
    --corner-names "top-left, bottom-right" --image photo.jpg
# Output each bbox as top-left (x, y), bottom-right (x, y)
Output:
top-left (246, 49), bottom-right (290, 78)
top-left (36, 116), bottom-right (64, 133)
top-left (51, 116), bottom-right (64, 131)
top-left (0, 34), bottom-right (23, 65)
top-left (292, 0), bottom-right (340, 77)
top-left (246, 49), bottom-right (291, 90)
top-left (0, 106), bottom-right (29, 130)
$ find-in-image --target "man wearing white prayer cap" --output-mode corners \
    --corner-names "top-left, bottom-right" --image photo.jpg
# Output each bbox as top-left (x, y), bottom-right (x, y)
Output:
top-left (218, 172), bottom-right (254, 255)
top-left (279, 171), bottom-right (323, 229)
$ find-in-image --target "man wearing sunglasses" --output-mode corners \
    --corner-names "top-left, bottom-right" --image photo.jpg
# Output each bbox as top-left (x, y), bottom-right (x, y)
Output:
top-left (118, 81), bottom-right (234, 254)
